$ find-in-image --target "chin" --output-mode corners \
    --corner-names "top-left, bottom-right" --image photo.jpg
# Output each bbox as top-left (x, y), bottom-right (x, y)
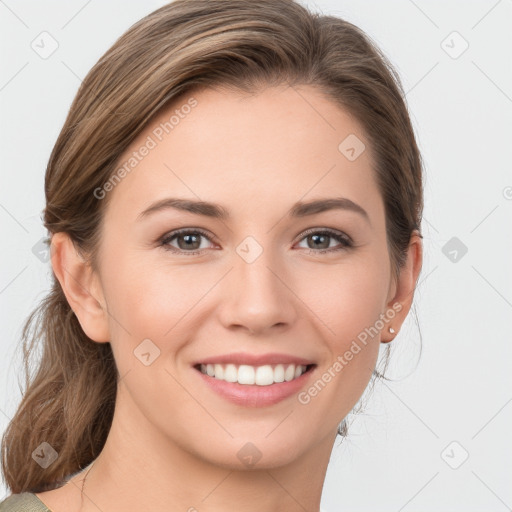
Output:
top-left (188, 425), bottom-right (317, 471)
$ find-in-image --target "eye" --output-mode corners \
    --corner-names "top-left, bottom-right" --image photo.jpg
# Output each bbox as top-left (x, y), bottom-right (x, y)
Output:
top-left (295, 228), bottom-right (353, 254)
top-left (159, 228), bottom-right (217, 255)
top-left (159, 227), bottom-right (353, 256)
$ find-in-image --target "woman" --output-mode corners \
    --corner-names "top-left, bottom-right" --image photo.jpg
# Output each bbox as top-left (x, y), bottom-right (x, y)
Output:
top-left (0, 0), bottom-right (423, 510)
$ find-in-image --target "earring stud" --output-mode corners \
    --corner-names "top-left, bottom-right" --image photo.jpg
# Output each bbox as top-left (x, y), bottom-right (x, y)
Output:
top-left (389, 327), bottom-right (395, 334)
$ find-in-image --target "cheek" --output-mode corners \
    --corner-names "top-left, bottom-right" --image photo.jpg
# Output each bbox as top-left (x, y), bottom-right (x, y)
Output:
top-left (103, 252), bottom-right (197, 333)
top-left (296, 256), bottom-right (389, 347)
top-left (293, 255), bottom-right (386, 402)
top-left (296, 265), bottom-right (384, 426)
top-left (100, 252), bottom-right (220, 378)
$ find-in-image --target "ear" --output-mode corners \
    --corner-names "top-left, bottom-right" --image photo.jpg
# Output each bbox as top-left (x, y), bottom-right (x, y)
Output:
top-left (50, 232), bottom-right (110, 343)
top-left (381, 231), bottom-right (423, 343)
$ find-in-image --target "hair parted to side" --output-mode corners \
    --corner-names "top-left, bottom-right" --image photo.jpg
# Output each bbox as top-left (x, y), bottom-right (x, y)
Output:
top-left (1, 0), bottom-right (423, 494)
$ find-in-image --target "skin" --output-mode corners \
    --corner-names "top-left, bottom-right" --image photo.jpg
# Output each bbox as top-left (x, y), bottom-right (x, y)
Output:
top-left (39, 84), bottom-right (422, 511)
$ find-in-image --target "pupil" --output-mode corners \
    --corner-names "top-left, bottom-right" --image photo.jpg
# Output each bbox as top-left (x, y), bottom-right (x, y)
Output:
top-left (310, 234), bottom-right (329, 249)
top-left (180, 234), bottom-right (199, 250)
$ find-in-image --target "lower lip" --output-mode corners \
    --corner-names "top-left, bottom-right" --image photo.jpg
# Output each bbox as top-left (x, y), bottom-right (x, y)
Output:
top-left (194, 366), bottom-right (316, 407)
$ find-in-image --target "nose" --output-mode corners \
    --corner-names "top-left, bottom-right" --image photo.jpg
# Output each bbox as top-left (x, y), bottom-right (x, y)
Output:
top-left (216, 245), bottom-right (298, 337)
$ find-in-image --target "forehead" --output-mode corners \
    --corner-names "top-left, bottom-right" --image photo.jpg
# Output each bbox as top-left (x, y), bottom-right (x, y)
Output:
top-left (103, 84), bottom-right (383, 226)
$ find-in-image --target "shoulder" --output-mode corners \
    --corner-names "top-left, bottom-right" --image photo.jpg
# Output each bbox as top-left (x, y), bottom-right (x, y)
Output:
top-left (0, 493), bottom-right (51, 512)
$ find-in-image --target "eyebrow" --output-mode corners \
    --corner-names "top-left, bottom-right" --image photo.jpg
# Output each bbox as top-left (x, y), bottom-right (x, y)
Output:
top-left (137, 196), bottom-right (370, 224)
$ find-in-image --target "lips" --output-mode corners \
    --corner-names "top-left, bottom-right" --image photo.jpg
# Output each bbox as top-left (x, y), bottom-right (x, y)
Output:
top-left (191, 352), bottom-right (317, 407)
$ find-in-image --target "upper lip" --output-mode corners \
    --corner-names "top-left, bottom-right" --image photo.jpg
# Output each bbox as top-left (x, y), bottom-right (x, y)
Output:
top-left (192, 352), bottom-right (315, 367)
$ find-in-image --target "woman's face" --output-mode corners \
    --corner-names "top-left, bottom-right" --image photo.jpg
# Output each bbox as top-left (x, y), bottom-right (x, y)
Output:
top-left (89, 84), bottom-right (411, 469)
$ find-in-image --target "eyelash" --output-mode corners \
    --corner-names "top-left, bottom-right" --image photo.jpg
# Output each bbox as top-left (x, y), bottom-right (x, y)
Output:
top-left (158, 227), bottom-right (353, 256)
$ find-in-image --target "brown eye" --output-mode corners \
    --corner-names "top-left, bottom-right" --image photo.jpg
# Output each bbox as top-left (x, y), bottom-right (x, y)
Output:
top-left (160, 229), bottom-right (215, 255)
top-left (296, 229), bottom-right (352, 253)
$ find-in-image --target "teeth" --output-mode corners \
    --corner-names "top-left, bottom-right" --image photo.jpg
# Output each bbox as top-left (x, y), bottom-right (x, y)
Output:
top-left (238, 365), bottom-right (255, 384)
top-left (255, 365), bottom-right (273, 385)
top-left (198, 363), bottom-right (308, 385)
top-left (274, 364), bottom-right (285, 383)
top-left (285, 364), bottom-right (295, 382)
top-left (214, 364), bottom-right (224, 380)
top-left (224, 364), bottom-right (238, 382)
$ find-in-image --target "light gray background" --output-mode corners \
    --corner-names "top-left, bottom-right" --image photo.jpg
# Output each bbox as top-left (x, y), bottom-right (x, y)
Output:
top-left (1, 0), bottom-right (511, 509)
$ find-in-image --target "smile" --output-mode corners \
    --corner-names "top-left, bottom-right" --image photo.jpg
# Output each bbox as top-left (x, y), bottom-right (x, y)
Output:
top-left (192, 352), bottom-right (317, 407)
top-left (196, 363), bottom-right (312, 386)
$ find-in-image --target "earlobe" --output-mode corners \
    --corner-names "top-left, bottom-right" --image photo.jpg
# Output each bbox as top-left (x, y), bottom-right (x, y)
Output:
top-left (50, 232), bottom-right (110, 343)
top-left (381, 231), bottom-right (423, 343)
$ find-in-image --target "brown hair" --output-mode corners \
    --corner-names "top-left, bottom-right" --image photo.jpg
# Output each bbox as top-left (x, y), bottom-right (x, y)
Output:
top-left (1, 0), bottom-right (423, 494)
